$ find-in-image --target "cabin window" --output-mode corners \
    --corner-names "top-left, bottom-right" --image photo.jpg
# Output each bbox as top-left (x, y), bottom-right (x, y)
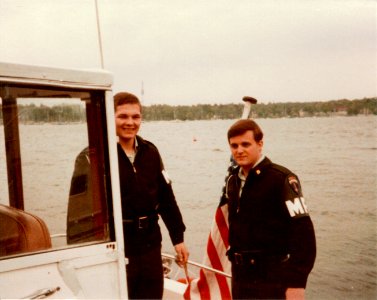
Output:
top-left (0, 85), bottom-right (113, 257)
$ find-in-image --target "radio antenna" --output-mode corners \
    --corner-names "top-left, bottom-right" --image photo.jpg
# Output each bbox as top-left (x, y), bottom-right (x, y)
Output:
top-left (141, 81), bottom-right (145, 104)
top-left (95, 0), bottom-right (105, 69)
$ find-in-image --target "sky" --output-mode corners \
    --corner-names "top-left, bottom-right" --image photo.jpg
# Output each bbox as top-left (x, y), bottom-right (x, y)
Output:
top-left (0, 0), bottom-right (376, 105)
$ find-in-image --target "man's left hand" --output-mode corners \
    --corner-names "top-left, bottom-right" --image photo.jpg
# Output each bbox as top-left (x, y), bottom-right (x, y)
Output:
top-left (286, 288), bottom-right (305, 300)
top-left (174, 242), bottom-right (189, 267)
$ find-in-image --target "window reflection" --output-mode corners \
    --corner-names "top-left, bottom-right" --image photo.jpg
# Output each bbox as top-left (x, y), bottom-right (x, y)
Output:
top-left (67, 146), bottom-right (106, 244)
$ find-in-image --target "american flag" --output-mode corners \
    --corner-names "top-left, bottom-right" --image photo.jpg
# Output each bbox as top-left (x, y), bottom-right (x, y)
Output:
top-left (184, 162), bottom-right (235, 300)
top-left (184, 100), bottom-right (253, 299)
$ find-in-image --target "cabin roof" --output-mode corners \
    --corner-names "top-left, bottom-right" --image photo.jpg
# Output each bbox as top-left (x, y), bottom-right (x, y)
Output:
top-left (0, 62), bottom-right (113, 90)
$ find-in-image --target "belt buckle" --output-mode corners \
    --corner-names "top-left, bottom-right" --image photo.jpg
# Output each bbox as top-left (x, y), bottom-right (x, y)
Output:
top-left (138, 216), bottom-right (148, 229)
top-left (234, 253), bottom-right (243, 265)
top-left (281, 254), bottom-right (290, 263)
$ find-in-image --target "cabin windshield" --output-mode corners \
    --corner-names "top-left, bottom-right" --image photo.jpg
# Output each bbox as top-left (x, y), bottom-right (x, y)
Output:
top-left (0, 84), bottom-right (113, 257)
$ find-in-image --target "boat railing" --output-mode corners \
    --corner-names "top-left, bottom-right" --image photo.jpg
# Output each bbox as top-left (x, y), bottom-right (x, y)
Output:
top-left (161, 252), bottom-right (231, 280)
top-left (50, 233), bottom-right (66, 238)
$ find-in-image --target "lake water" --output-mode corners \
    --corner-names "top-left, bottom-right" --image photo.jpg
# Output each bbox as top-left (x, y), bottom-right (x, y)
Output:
top-left (1, 115), bottom-right (376, 299)
top-left (140, 116), bottom-right (377, 300)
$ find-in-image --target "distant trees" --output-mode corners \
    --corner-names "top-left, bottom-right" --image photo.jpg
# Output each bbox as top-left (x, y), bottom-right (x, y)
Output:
top-left (0, 104), bottom-right (86, 124)
top-left (142, 103), bottom-right (244, 121)
top-left (0, 98), bottom-right (376, 124)
top-left (143, 98), bottom-right (376, 120)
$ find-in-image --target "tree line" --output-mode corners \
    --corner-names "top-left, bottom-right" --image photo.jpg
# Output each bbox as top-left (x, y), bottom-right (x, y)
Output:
top-left (0, 97), bottom-right (376, 124)
top-left (142, 97), bottom-right (376, 120)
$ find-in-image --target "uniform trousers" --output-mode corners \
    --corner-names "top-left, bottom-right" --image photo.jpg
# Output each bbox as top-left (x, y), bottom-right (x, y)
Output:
top-left (126, 246), bottom-right (163, 299)
top-left (231, 263), bottom-right (286, 300)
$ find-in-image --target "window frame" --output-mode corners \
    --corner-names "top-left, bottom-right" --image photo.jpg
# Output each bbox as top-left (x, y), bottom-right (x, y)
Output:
top-left (0, 83), bottom-right (115, 257)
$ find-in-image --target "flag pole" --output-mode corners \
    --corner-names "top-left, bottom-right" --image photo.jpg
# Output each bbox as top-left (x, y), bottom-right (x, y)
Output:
top-left (241, 96), bottom-right (257, 119)
top-left (228, 96), bottom-right (258, 178)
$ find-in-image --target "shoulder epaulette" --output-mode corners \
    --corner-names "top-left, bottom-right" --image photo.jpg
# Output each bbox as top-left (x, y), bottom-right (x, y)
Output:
top-left (270, 163), bottom-right (293, 176)
top-left (137, 136), bottom-right (158, 151)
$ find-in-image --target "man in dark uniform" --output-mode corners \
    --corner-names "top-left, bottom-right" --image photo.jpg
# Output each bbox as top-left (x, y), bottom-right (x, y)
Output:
top-left (224, 119), bottom-right (316, 300)
top-left (114, 92), bottom-right (189, 299)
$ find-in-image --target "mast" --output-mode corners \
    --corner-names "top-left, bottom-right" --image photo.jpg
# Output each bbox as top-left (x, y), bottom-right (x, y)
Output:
top-left (141, 80), bottom-right (144, 104)
top-left (95, 0), bottom-right (105, 69)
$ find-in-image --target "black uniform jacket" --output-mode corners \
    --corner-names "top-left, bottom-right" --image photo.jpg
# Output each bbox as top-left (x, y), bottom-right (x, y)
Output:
top-left (225, 157), bottom-right (316, 287)
top-left (118, 136), bottom-right (186, 256)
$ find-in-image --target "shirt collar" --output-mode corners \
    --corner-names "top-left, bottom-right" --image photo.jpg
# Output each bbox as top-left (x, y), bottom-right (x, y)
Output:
top-left (253, 154), bottom-right (265, 168)
top-left (238, 154), bottom-right (265, 179)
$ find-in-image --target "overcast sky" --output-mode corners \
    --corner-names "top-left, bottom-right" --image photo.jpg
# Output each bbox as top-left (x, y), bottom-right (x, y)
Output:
top-left (0, 0), bottom-right (376, 105)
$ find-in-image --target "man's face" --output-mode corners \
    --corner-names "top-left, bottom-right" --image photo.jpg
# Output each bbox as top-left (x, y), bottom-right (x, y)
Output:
top-left (229, 130), bottom-right (263, 173)
top-left (115, 103), bottom-right (142, 141)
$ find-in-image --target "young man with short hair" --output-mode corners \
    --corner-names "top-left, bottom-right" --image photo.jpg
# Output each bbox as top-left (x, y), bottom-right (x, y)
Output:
top-left (225, 119), bottom-right (316, 300)
top-left (114, 92), bottom-right (189, 299)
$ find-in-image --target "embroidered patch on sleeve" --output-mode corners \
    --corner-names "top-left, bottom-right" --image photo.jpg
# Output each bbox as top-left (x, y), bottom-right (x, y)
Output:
top-left (285, 197), bottom-right (309, 217)
top-left (288, 176), bottom-right (301, 195)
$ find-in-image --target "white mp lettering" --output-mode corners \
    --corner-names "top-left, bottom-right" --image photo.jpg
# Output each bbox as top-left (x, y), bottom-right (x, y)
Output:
top-left (286, 197), bottom-right (308, 217)
top-left (300, 197), bottom-right (309, 212)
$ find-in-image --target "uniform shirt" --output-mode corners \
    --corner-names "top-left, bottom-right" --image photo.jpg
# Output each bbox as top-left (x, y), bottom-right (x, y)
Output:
top-left (226, 156), bottom-right (316, 287)
top-left (118, 135), bottom-right (186, 256)
top-left (125, 137), bottom-right (137, 163)
top-left (238, 154), bottom-right (265, 196)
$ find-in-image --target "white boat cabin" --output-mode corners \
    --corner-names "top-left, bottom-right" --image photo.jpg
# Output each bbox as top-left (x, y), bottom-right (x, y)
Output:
top-left (0, 62), bottom-right (185, 299)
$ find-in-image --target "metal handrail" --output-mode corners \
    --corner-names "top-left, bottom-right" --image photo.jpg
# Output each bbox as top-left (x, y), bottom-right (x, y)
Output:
top-left (22, 287), bottom-right (60, 299)
top-left (50, 233), bottom-right (66, 238)
top-left (161, 252), bottom-right (231, 278)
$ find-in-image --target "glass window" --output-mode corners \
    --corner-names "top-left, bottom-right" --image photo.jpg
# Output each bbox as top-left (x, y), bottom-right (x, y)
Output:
top-left (0, 85), bottom-right (112, 257)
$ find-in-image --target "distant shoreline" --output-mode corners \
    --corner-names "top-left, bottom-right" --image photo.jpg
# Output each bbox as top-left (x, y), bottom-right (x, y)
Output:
top-left (0, 98), bottom-right (376, 124)
top-left (142, 97), bottom-right (377, 120)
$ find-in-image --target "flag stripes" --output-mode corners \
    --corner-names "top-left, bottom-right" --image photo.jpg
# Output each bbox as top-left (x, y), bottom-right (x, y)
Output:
top-left (184, 201), bottom-right (232, 299)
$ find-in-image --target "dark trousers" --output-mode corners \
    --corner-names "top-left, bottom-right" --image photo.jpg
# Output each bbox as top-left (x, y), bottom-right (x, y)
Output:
top-left (231, 263), bottom-right (286, 300)
top-left (126, 246), bottom-right (163, 299)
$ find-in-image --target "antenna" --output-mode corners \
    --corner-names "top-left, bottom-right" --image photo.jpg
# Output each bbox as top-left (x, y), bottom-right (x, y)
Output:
top-left (141, 81), bottom-right (144, 104)
top-left (95, 0), bottom-right (105, 69)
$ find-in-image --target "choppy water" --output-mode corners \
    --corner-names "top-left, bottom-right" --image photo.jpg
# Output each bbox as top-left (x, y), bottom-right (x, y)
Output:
top-left (1, 116), bottom-right (376, 299)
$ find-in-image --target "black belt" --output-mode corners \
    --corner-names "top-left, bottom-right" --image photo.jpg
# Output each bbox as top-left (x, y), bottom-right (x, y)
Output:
top-left (228, 251), bottom-right (290, 266)
top-left (123, 215), bottom-right (158, 230)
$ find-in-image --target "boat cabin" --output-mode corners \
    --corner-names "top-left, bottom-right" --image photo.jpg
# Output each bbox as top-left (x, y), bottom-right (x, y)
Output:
top-left (0, 62), bottom-right (128, 298)
top-left (0, 61), bottom-right (199, 299)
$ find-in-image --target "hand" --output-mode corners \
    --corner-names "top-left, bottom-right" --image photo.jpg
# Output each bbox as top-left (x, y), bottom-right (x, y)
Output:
top-left (174, 242), bottom-right (189, 267)
top-left (286, 288), bottom-right (305, 300)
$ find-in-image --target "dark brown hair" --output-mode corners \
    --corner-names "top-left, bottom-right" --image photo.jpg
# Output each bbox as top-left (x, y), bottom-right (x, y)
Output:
top-left (113, 92), bottom-right (142, 112)
top-left (227, 119), bottom-right (264, 142)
